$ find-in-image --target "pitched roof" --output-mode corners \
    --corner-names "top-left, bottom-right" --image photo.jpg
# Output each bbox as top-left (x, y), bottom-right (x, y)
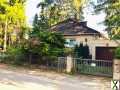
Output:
top-left (50, 18), bottom-right (101, 36)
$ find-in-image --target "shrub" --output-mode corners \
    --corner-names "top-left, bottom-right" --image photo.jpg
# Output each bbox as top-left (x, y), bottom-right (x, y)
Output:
top-left (0, 52), bottom-right (9, 63)
top-left (64, 48), bottom-right (73, 56)
top-left (6, 46), bottom-right (29, 65)
top-left (115, 46), bottom-right (120, 59)
top-left (83, 45), bottom-right (90, 59)
top-left (74, 43), bottom-right (90, 59)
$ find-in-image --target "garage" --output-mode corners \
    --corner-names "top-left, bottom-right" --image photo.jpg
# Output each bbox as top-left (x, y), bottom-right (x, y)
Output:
top-left (96, 47), bottom-right (116, 61)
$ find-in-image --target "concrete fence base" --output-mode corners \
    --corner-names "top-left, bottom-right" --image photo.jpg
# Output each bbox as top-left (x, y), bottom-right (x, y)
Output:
top-left (113, 59), bottom-right (120, 81)
top-left (66, 56), bottom-right (73, 73)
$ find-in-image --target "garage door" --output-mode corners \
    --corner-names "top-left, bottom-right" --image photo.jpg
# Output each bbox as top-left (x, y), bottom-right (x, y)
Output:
top-left (96, 47), bottom-right (116, 60)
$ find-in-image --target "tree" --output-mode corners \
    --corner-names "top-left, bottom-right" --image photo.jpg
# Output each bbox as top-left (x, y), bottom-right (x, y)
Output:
top-left (33, 14), bottom-right (38, 29)
top-left (83, 44), bottom-right (89, 59)
top-left (31, 13), bottom-right (49, 37)
top-left (0, 0), bottom-right (26, 51)
top-left (74, 43), bottom-right (84, 58)
top-left (72, 0), bottom-right (87, 20)
top-left (37, 0), bottom-right (88, 26)
top-left (37, 1), bottom-right (61, 26)
top-left (30, 10), bottom-right (65, 61)
top-left (94, 0), bottom-right (120, 39)
top-left (54, 0), bottom-right (88, 21)
top-left (74, 43), bottom-right (90, 58)
top-left (0, 0), bottom-right (8, 51)
top-left (48, 4), bottom-right (60, 26)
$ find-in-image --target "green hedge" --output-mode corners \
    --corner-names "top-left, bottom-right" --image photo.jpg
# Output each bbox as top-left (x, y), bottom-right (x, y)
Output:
top-left (115, 46), bottom-right (120, 59)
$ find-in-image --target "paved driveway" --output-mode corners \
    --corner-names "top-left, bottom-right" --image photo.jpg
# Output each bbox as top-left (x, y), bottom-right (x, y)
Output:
top-left (0, 65), bottom-right (111, 90)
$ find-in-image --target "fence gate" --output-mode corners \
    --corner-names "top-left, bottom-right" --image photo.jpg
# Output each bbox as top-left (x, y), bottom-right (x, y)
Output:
top-left (73, 58), bottom-right (113, 77)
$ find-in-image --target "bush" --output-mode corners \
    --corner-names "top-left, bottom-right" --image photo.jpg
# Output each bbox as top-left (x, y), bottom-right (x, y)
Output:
top-left (0, 52), bottom-right (10, 63)
top-left (74, 43), bottom-right (90, 59)
top-left (115, 47), bottom-right (120, 59)
top-left (6, 46), bottom-right (29, 65)
top-left (64, 48), bottom-right (73, 56)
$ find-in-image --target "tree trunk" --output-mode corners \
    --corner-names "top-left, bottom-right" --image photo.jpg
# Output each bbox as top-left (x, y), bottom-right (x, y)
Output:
top-left (8, 33), bottom-right (11, 47)
top-left (3, 20), bottom-right (7, 52)
top-left (77, 12), bottom-right (80, 20)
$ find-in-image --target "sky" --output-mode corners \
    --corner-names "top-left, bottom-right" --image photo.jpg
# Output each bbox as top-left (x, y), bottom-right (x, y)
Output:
top-left (25, 0), bottom-right (40, 25)
top-left (25, 0), bottom-right (107, 35)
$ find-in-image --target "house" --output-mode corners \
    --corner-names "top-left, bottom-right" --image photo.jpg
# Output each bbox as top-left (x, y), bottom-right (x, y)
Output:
top-left (51, 18), bottom-right (120, 60)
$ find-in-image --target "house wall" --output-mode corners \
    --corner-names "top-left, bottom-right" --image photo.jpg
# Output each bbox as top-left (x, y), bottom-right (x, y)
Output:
top-left (64, 35), bottom-right (119, 60)
top-left (89, 40), bottom-right (119, 60)
top-left (64, 34), bottom-right (102, 56)
top-left (64, 35), bottom-right (100, 44)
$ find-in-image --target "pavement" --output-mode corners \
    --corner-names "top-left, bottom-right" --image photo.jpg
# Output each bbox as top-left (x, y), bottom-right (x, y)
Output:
top-left (0, 64), bottom-right (112, 90)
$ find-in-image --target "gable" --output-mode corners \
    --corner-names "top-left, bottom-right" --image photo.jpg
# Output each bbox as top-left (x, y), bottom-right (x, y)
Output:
top-left (50, 18), bottom-right (101, 36)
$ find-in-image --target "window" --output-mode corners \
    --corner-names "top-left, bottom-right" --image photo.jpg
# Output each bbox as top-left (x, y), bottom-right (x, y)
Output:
top-left (69, 39), bottom-right (75, 45)
top-left (65, 38), bottom-right (76, 47)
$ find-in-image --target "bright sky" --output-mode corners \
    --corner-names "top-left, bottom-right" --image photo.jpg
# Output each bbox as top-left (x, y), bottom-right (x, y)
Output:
top-left (25, 0), bottom-right (107, 35)
top-left (25, 0), bottom-right (40, 25)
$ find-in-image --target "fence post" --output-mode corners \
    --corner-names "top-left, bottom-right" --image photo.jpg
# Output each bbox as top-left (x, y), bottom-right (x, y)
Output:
top-left (66, 55), bottom-right (73, 73)
top-left (113, 59), bottom-right (120, 81)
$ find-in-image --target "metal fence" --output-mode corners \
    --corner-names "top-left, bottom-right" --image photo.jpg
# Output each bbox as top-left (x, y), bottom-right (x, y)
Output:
top-left (73, 58), bottom-right (113, 77)
top-left (38, 57), bottom-right (67, 73)
top-left (0, 52), bottom-right (67, 73)
top-left (0, 52), bottom-right (113, 77)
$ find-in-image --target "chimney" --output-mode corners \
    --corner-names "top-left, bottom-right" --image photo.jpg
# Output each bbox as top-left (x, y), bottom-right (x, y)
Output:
top-left (80, 21), bottom-right (87, 26)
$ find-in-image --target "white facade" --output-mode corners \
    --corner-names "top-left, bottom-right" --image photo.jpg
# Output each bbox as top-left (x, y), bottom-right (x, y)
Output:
top-left (64, 35), bottom-right (120, 60)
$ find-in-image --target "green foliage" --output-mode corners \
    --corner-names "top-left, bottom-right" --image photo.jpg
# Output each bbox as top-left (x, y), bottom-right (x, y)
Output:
top-left (72, 0), bottom-right (87, 20)
top-left (115, 46), bottom-right (120, 59)
top-left (0, 0), bottom-right (26, 50)
top-left (94, 0), bottom-right (120, 39)
top-left (74, 43), bottom-right (90, 58)
top-left (74, 43), bottom-right (84, 58)
top-left (6, 45), bottom-right (28, 65)
top-left (29, 11), bottom-right (65, 61)
top-left (112, 34), bottom-right (120, 40)
top-left (83, 45), bottom-right (90, 58)
top-left (37, 0), bottom-right (88, 26)
top-left (30, 31), bottom-right (65, 58)
top-left (64, 48), bottom-right (73, 56)
top-left (31, 14), bottom-right (49, 37)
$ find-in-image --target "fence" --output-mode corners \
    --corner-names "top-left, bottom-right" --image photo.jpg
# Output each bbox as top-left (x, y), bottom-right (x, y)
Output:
top-left (73, 58), bottom-right (113, 77)
top-left (37, 57), bottom-right (67, 73)
top-left (0, 52), bottom-right (67, 73)
top-left (0, 52), bottom-right (113, 77)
